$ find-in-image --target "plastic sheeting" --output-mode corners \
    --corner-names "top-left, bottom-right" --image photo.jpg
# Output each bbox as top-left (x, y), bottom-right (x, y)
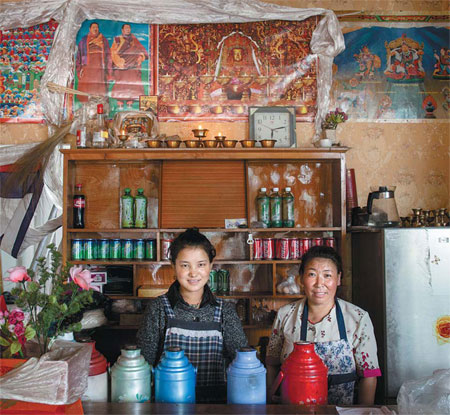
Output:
top-left (0, 0), bottom-right (345, 142)
top-left (0, 340), bottom-right (92, 405)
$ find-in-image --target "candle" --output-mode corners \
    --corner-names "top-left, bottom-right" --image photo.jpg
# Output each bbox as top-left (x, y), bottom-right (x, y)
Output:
top-left (120, 129), bottom-right (126, 135)
top-left (218, 132), bottom-right (222, 137)
top-left (198, 125), bottom-right (203, 130)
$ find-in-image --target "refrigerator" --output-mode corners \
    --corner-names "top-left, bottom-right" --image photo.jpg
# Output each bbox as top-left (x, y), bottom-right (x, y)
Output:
top-left (352, 228), bottom-right (450, 404)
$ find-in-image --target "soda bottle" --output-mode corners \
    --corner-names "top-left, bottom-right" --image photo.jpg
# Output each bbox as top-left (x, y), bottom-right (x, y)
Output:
top-left (282, 187), bottom-right (295, 227)
top-left (256, 187), bottom-right (270, 227)
top-left (92, 104), bottom-right (109, 148)
top-left (269, 187), bottom-right (282, 228)
top-left (121, 188), bottom-right (134, 228)
top-left (73, 184), bottom-right (85, 228)
top-left (76, 105), bottom-right (88, 148)
top-left (134, 188), bottom-right (147, 228)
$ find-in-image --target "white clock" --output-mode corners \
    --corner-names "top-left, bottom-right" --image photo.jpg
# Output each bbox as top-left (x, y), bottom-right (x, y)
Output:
top-left (249, 106), bottom-right (296, 147)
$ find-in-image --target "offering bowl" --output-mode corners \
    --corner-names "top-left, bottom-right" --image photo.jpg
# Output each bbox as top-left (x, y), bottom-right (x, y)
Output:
top-left (222, 140), bottom-right (238, 148)
top-left (259, 139), bottom-right (276, 148)
top-left (146, 139), bottom-right (163, 148)
top-left (184, 140), bottom-right (202, 148)
top-left (240, 140), bottom-right (257, 148)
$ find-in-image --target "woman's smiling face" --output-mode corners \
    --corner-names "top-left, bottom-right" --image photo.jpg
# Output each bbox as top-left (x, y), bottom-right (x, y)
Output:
top-left (174, 246), bottom-right (212, 297)
top-left (301, 257), bottom-right (341, 307)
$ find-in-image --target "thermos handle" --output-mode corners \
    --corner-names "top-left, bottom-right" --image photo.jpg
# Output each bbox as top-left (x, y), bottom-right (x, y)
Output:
top-left (367, 192), bottom-right (375, 214)
top-left (270, 370), bottom-right (284, 403)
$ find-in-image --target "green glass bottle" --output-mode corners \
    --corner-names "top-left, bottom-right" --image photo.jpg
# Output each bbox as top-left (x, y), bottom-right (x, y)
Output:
top-left (121, 188), bottom-right (134, 228)
top-left (134, 188), bottom-right (147, 229)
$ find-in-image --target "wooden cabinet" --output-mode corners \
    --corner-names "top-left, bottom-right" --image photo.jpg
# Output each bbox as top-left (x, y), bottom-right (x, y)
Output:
top-left (61, 147), bottom-right (347, 345)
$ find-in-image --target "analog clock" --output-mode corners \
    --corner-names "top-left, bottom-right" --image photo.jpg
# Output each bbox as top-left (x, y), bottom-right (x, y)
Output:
top-left (249, 106), bottom-right (296, 147)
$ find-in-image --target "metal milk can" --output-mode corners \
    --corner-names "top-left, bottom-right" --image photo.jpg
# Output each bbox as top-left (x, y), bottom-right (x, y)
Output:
top-left (270, 341), bottom-right (328, 405)
top-left (227, 347), bottom-right (266, 404)
top-left (111, 345), bottom-right (151, 402)
top-left (80, 340), bottom-right (108, 402)
top-left (154, 346), bottom-right (196, 403)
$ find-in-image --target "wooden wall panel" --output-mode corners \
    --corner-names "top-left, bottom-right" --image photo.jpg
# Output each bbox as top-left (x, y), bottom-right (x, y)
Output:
top-left (161, 160), bottom-right (246, 228)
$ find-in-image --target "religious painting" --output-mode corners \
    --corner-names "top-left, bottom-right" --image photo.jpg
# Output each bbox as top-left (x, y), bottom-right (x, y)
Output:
top-left (74, 19), bottom-right (153, 116)
top-left (0, 20), bottom-right (58, 123)
top-left (157, 19), bottom-right (318, 121)
top-left (333, 25), bottom-right (450, 120)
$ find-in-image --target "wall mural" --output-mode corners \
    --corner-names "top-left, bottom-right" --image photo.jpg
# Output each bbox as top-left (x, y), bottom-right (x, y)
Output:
top-left (0, 20), bottom-right (58, 123)
top-left (72, 18), bottom-right (318, 121)
top-left (333, 26), bottom-right (450, 120)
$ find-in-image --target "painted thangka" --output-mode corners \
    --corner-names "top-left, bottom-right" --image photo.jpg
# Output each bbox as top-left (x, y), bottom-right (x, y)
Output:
top-left (333, 26), bottom-right (450, 120)
top-left (0, 20), bottom-right (58, 123)
top-left (74, 20), bottom-right (152, 115)
top-left (157, 19), bottom-right (318, 121)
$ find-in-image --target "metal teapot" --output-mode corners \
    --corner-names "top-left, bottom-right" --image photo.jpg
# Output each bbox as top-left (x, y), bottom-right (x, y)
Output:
top-left (367, 186), bottom-right (400, 227)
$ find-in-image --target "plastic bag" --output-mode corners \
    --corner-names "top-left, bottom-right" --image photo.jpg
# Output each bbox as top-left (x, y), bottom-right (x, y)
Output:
top-left (0, 340), bottom-right (91, 405)
top-left (276, 275), bottom-right (301, 294)
top-left (397, 369), bottom-right (450, 414)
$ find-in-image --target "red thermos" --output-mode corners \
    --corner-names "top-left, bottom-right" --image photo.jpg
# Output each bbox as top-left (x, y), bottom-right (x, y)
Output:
top-left (271, 341), bottom-right (328, 405)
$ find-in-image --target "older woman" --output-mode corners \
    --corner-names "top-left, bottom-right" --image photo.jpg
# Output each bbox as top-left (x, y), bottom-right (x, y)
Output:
top-left (266, 245), bottom-right (381, 405)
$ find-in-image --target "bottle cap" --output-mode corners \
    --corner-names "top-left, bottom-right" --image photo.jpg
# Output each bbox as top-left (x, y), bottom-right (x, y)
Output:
top-left (260, 187), bottom-right (267, 192)
top-left (75, 183), bottom-right (82, 188)
top-left (124, 187), bottom-right (130, 192)
top-left (97, 104), bottom-right (104, 114)
top-left (273, 187), bottom-right (279, 192)
top-left (137, 188), bottom-right (144, 193)
top-left (285, 187), bottom-right (291, 191)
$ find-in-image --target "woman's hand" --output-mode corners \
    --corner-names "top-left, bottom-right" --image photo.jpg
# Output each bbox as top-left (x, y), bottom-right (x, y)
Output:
top-left (358, 376), bottom-right (377, 405)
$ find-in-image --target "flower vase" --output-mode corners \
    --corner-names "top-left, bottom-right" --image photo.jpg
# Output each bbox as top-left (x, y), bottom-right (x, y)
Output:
top-left (324, 128), bottom-right (337, 143)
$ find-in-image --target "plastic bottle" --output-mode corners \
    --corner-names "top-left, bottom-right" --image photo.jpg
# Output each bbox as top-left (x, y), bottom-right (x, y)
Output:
top-left (282, 187), bottom-right (295, 227)
top-left (121, 188), bottom-right (134, 228)
top-left (73, 183), bottom-right (85, 228)
top-left (92, 104), bottom-right (109, 148)
top-left (269, 187), bottom-right (282, 228)
top-left (76, 105), bottom-right (89, 148)
top-left (256, 187), bottom-right (270, 227)
top-left (134, 188), bottom-right (147, 228)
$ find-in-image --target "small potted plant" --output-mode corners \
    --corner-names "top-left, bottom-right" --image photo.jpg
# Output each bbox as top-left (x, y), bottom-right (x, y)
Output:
top-left (321, 108), bottom-right (348, 146)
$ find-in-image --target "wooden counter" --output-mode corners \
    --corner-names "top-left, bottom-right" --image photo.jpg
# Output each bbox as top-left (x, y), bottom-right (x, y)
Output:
top-left (82, 402), bottom-right (396, 414)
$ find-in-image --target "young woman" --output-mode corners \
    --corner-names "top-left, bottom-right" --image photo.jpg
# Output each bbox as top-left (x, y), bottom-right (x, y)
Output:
top-left (266, 245), bottom-right (381, 405)
top-left (137, 228), bottom-right (248, 403)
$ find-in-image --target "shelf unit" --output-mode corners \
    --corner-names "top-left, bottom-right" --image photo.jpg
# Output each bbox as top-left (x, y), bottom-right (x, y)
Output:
top-left (62, 147), bottom-right (347, 344)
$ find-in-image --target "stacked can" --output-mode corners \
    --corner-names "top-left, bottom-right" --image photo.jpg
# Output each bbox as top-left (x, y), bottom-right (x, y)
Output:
top-left (145, 239), bottom-right (156, 260)
top-left (162, 239), bottom-right (172, 261)
top-left (289, 238), bottom-right (300, 260)
top-left (134, 239), bottom-right (145, 260)
top-left (110, 239), bottom-right (122, 260)
top-left (253, 238), bottom-right (263, 260)
top-left (71, 239), bottom-right (85, 260)
top-left (98, 239), bottom-right (110, 260)
top-left (262, 238), bottom-right (275, 260)
top-left (275, 238), bottom-right (290, 260)
top-left (324, 237), bottom-right (336, 248)
top-left (311, 237), bottom-right (323, 247)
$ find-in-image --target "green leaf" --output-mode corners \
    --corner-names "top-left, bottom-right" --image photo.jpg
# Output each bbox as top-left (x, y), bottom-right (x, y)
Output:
top-left (10, 341), bottom-right (22, 355)
top-left (25, 326), bottom-right (36, 340)
top-left (0, 336), bottom-right (11, 346)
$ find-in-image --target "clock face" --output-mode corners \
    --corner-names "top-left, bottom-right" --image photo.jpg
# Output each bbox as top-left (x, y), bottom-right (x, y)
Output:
top-left (249, 107), bottom-right (295, 147)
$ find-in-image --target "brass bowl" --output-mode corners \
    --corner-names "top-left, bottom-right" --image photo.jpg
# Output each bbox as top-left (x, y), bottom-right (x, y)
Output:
top-left (259, 139), bottom-right (277, 148)
top-left (222, 140), bottom-right (238, 148)
top-left (146, 139), bottom-right (163, 148)
top-left (240, 140), bottom-right (257, 148)
top-left (203, 140), bottom-right (219, 148)
top-left (167, 104), bottom-right (181, 114)
top-left (184, 140), bottom-right (201, 148)
top-left (166, 139), bottom-right (181, 148)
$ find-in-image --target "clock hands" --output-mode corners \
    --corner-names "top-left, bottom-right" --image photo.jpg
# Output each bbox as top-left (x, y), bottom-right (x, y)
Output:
top-left (262, 124), bottom-right (286, 139)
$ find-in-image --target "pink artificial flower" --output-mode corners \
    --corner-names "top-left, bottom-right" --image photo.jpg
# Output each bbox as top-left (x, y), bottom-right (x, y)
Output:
top-left (14, 322), bottom-right (25, 337)
top-left (9, 309), bottom-right (25, 322)
top-left (8, 314), bottom-right (17, 325)
top-left (69, 266), bottom-right (100, 292)
top-left (6, 266), bottom-right (31, 283)
top-left (8, 324), bottom-right (15, 333)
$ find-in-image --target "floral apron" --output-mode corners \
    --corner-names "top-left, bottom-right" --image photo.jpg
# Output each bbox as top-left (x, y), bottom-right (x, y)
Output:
top-left (161, 295), bottom-right (226, 403)
top-left (300, 300), bottom-right (358, 405)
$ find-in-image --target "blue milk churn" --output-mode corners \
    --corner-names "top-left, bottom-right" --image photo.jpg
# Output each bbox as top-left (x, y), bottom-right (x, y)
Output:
top-left (154, 346), bottom-right (197, 403)
top-left (227, 347), bottom-right (267, 404)
top-left (111, 345), bottom-right (151, 402)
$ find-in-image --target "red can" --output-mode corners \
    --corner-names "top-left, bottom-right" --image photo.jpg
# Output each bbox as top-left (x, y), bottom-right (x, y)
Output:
top-left (289, 238), bottom-right (300, 260)
top-left (253, 238), bottom-right (263, 260)
top-left (263, 238), bottom-right (275, 260)
top-left (324, 237), bottom-right (336, 249)
top-left (276, 238), bottom-right (290, 260)
top-left (299, 238), bottom-right (312, 257)
top-left (311, 237), bottom-right (323, 247)
top-left (162, 239), bottom-right (173, 261)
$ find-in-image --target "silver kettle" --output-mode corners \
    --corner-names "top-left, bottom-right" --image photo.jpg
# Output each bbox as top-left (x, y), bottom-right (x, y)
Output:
top-left (367, 186), bottom-right (400, 227)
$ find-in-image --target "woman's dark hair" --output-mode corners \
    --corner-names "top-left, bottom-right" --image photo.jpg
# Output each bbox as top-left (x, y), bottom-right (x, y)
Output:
top-left (299, 245), bottom-right (343, 277)
top-left (168, 228), bottom-right (216, 264)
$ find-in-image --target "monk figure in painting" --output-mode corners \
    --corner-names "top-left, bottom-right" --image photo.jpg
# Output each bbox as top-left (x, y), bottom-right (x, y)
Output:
top-left (433, 47), bottom-right (450, 79)
top-left (353, 45), bottom-right (381, 80)
top-left (110, 23), bottom-right (148, 109)
top-left (76, 22), bottom-right (112, 102)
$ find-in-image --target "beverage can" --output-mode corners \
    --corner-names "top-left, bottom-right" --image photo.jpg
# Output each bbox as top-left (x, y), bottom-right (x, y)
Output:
top-left (71, 239), bottom-right (84, 260)
top-left (98, 239), bottom-right (110, 260)
top-left (312, 237), bottom-right (323, 247)
top-left (209, 269), bottom-right (218, 293)
top-left (84, 239), bottom-right (97, 260)
top-left (262, 238), bottom-right (275, 260)
top-left (162, 239), bottom-right (172, 261)
top-left (299, 238), bottom-right (312, 257)
top-left (145, 239), bottom-right (156, 260)
top-left (121, 239), bottom-right (134, 260)
top-left (289, 238), bottom-right (300, 260)
top-left (324, 237), bottom-right (336, 249)
top-left (110, 239), bottom-right (122, 260)
top-left (134, 239), bottom-right (145, 260)
top-left (253, 238), bottom-right (263, 260)
top-left (276, 238), bottom-right (290, 260)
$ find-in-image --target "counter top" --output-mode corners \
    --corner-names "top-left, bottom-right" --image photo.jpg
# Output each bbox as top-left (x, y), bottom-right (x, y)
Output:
top-left (82, 402), bottom-right (396, 414)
